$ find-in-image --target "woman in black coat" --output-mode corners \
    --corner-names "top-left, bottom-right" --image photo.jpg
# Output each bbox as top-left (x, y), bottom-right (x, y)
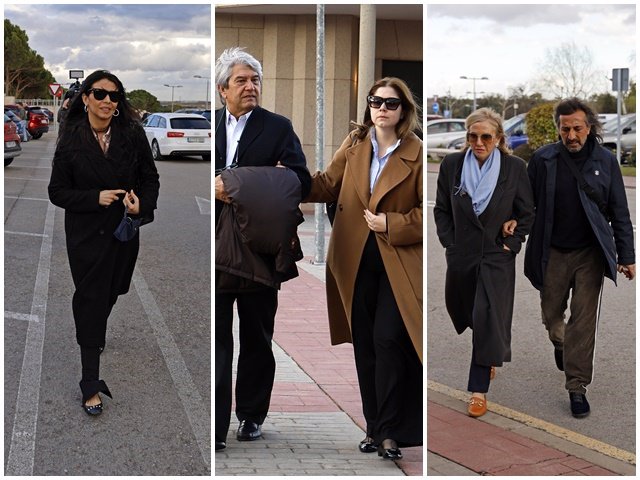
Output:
top-left (433, 108), bottom-right (534, 417)
top-left (48, 70), bottom-right (160, 415)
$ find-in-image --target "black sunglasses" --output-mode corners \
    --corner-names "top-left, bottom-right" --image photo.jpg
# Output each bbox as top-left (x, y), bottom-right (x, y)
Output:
top-left (367, 95), bottom-right (402, 111)
top-left (88, 88), bottom-right (123, 103)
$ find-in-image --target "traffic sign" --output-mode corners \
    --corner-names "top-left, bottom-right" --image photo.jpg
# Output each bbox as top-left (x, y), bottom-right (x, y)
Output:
top-left (432, 102), bottom-right (439, 113)
top-left (48, 83), bottom-right (61, 96)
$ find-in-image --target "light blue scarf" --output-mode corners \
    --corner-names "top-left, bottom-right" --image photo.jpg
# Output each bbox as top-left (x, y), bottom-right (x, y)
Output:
top-left (459, 147), bottom-right (501, 216)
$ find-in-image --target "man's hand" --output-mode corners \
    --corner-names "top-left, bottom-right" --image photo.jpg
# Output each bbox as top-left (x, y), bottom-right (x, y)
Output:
top-left (502, 219), bottom-right (517, 237)
top-left (364, 209), bottom-right (387, 233)
top-left (215, 175), bottom-right (231, 203)
top-left (99, 189), bottom-right (126, 207)
top-left (618, 264), bottom-right (636, 280)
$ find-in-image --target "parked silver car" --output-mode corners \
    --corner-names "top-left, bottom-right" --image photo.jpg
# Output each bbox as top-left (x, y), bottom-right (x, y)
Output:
top-left (601, 114), bottom-right (635, 163)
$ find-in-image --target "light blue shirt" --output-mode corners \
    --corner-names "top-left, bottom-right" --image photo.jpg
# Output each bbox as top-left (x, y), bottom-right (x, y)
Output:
top-left (369, 128), bottom-right (401, 192)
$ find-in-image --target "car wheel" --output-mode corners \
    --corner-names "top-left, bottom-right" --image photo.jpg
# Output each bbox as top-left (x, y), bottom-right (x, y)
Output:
top-left (5, 158), bottom-right (14, 167)
top-left (151, 140), bottom-right (163, 161)
top-left (31, 132), bottom-right (42, 140)
top-left (202, 154), bottom-right (211, 162)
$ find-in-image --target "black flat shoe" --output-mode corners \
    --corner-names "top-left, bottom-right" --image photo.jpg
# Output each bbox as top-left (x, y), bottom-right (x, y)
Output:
top-left (377, 439), bottom-right (402, 460)
top-left (236, 420), bottom-right (262, 441)
top-left (82, 401), bottom-right (103, 416)
top-left (358, 436), bottom-right (377, 453)
top-left (215, 441), bottom-right (226, 451)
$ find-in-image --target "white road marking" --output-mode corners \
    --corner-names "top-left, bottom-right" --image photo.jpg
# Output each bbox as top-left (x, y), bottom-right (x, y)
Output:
top-left (195, 196), bottom-right (211, 215)
top-left (6, 202), bottom-right (55, 475)
top-left (5, 312), bottom-right (40, 322)
top-left (5, 231), bottom-right (48, 238)
top-left (5, 196), bottom-right (49, 202)
top-left (132, 268), bottom-right (211, 470)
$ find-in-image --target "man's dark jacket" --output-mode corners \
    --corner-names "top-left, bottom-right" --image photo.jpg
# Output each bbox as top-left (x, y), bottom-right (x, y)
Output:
top-left (524, 141), bottom-right (635, 290)
top-left (215, 106), bottom-right (311, 222)
top-left (214, 106), bottom-right (311, 291)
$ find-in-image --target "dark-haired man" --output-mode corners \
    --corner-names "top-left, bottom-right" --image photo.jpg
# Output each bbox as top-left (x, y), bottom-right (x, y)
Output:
top-left (524, 98), bottom-right (635, 418)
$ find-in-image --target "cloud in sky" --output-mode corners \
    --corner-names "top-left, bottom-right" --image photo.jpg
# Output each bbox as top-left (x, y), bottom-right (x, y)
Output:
top-left (427, 4), bottom-right (636, 100)
top-left (4, 3), bottom-right (212, 102)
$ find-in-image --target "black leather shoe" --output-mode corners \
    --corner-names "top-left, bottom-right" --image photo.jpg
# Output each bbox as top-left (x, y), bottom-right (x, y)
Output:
top-left (82, 400), bottom-right (103, 416)
top-left (358, 436), bottom-right (377, 453)
top-left (569, 392), bottom-right (590, 418)
top-left (377, 439), bottom-right (402, 460)
top-left (237, 420), bottom-right (262, 441)
top-left (554, 348), bottom-right (564, 371)
top-left (215, 441), bottom-right (226, 451)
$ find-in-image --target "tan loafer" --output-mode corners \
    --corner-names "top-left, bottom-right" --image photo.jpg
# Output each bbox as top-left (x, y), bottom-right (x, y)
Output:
top-left (468, 395), bottom-right (487, 417)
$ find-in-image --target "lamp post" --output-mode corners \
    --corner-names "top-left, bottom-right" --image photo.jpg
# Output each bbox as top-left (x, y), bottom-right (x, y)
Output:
top-left (163, 84), bottom-right (183, 112)
top-left (460, 76), bottom-right (488, 111)
top-left (193, 75), bottom-right (210, 110)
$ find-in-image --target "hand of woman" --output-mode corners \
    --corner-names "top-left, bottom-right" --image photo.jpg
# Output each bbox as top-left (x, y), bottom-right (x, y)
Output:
top-left (364, 209), bottom-right (387, 233)
top-left (502, 219), bottom-right (517, 237)
top-left (99, 189), bottom-right (126, 207)
top-left (123, 189), bottom-right (140, 215)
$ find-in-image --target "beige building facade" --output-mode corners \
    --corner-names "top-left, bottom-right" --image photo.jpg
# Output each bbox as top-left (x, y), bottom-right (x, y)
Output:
top-left (215, 4), bottom-right (423, 171)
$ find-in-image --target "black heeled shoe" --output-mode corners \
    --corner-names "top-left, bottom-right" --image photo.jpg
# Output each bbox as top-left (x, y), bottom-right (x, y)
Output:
top-left (82, 395), bottom-right (103, 416)
top-left (377, 439), bottom-right (402, 460)
top-left (358, 436), bottom-right (377, 453)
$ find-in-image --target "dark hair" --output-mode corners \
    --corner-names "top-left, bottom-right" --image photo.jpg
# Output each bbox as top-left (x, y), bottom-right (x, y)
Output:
top-left (58, 69), bottom-right (139, 149)
top-left (351, 77), bottom-right (422, 141)
top-left (554, 97), bottom-right (602, 143)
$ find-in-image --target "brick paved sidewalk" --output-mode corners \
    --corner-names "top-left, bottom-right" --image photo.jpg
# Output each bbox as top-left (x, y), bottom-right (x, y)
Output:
top-left (215, 261), bottom-right (423, 476)
top-left (428, 389), bottom-right (635, 476)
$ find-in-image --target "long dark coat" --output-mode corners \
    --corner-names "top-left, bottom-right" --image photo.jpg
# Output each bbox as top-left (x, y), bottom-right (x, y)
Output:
top-left (434, 151), bottom-right (534, 366)
top-left (304, 131), bottom-right (423, 362)
top-left (48, 120), bottom-right (160, 347)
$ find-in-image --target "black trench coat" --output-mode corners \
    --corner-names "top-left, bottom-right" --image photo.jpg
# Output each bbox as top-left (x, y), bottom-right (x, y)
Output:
top-left (434, 151), bottom-right (534, 366)
top-left (48, 121), bottom-right (160, 347)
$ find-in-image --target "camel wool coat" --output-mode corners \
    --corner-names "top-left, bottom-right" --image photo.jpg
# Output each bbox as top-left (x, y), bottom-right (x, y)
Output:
top-left (305, 130), bottom-right (423, 362)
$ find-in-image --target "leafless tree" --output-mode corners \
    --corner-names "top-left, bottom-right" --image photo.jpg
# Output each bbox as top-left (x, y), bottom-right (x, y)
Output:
top-left (535, 41), bottom-right (606, 98)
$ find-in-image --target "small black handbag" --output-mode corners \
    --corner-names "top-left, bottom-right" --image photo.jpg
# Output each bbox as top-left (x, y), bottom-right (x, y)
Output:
top-left (113, 208), bottom-right (142, 242)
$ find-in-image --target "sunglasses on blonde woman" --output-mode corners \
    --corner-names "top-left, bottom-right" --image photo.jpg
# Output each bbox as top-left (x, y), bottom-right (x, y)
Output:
top-left (88, 88), bottom-right (123, 103)
top-left (467, 132), bottom-right (495, 143)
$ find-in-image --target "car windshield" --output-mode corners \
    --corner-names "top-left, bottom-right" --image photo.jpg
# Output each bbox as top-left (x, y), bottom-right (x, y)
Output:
top-left (170, 117), bottom-right (211, 129)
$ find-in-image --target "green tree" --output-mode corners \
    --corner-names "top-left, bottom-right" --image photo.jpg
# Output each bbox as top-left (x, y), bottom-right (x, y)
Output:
top-left (589, 92), bottom-right (617, 114)
top-left (4, 19), bottom-right (55, 99)
top-left (526, 103), bottom-right (557, 151)
top-left (127, 89), bottom-right (162, 113)
top-left (624, 81), bottom-right (636, 113)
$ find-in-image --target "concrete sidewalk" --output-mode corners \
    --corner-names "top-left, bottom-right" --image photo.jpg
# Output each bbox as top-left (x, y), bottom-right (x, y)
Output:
top-left (427, 387), bottom-right (635, 476)
top-left (215, 251), bottom-right (423, 476)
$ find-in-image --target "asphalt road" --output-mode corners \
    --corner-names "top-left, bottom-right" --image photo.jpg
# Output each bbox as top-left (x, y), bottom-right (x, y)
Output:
top-left (4, 132), bottom-right (211, 475)
top-left (426, 169), bottom-right (636, 454)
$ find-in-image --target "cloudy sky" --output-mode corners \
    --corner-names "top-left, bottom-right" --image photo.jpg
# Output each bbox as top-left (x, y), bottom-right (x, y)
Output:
top-left (4, 3), bottom-right (211, 103)
top-left (427, 4), bottom-right (636, 103)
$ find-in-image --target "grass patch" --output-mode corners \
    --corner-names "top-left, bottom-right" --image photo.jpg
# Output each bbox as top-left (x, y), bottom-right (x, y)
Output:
top-left (621, 165), bottom-right (635, 177)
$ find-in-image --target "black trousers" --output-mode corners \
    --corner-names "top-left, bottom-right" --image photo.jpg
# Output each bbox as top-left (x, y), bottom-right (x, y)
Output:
top-left (351, 234), bottom-right (422, 447)
top-left (467, 347), bottom-right (491, 393)
top-left (215, 287), bottom-right (278, 443)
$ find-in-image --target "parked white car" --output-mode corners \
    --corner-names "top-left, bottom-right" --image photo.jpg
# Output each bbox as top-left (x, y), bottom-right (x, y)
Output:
top-left (142, 113), bottom-right (211, 161)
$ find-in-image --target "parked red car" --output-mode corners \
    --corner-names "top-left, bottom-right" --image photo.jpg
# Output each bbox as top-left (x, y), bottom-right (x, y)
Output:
top-left (5, 104), bottom-right (49, 139)
top-left (4, 113), bottom-right (22, 166)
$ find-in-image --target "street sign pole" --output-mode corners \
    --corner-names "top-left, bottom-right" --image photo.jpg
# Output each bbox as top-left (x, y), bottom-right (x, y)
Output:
top-left (612, 68), bottom-right (629, 165)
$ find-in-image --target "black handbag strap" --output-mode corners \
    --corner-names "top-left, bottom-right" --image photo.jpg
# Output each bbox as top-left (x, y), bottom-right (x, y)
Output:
top-left (558, 151), bottom-right (610, 220)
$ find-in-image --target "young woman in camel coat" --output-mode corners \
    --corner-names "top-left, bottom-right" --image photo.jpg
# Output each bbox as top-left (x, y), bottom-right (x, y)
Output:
top-left (305, 77), bottom-right (422, 460)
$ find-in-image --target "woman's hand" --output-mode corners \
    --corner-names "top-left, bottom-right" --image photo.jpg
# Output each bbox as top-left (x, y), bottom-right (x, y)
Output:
top-left (502, 219), bottom-right (517, 237)
top-left (123, 189), bottom-right (140, 215)
top-left (364, 209), bottom-right (387, 233)
top-left (99, 189), bottom-right (126, 207)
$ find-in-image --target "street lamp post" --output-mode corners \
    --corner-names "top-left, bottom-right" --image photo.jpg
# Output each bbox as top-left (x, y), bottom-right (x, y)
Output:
top-left (193, 75), bottom-right (210, 110)
top-left (460, 76), bottom-right (488, 111)
top-left (163, 84), bottom-right (183, 112)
